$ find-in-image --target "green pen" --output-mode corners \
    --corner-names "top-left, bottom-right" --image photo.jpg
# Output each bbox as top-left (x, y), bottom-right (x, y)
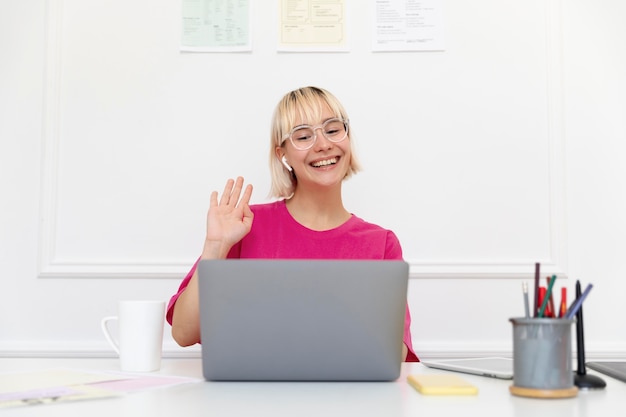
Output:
top-left (538, 275), bottom-right (557, 318)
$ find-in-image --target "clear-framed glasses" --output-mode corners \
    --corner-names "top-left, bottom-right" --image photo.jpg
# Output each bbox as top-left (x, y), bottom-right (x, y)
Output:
top-left (282, 118), bottom-right (349, 151)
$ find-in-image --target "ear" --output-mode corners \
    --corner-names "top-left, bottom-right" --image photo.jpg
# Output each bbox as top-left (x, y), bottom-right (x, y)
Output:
top-left (281, 155), bottom-right (293, 172)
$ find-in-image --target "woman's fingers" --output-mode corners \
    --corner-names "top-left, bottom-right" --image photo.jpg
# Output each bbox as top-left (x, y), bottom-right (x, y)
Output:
top-left (228, 177), bottom-right (245, 207)
top-left (240, 183), bottom-right (253, 206)
top-left (217, 177), bottom-right (248, 207)
top-left (209, 190), bottom-right (219, 208)
top-left (218, 178), bottom-right (235, 206)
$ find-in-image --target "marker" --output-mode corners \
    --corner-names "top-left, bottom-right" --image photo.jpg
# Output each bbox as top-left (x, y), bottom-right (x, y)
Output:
top-left (533, 263), bottom-right (540, 317)
top-left (546, 276), bottom-right (556, 318)
top-left (537, 286), bottom-right (546, 318)
top-left (538, 275), bottom-right (557, 318)
top-left (559, 287), bottom-right (567, 318)
top-left (564, 283), bottom-right (593, 320)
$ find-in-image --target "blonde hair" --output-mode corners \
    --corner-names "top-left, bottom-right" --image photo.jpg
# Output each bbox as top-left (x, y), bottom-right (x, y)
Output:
top-left (269, 86), bottom-right (362, 198)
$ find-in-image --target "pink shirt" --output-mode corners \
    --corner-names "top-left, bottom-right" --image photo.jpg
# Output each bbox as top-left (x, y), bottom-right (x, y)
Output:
top-left (167, 200), bottom-right (418, 361)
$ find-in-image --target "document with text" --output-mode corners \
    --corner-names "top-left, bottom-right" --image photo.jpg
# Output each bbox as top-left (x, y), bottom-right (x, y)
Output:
top-left (181, 0), bottom-right (251, 52)
top-left (372, 0), bottom-right (445, 52)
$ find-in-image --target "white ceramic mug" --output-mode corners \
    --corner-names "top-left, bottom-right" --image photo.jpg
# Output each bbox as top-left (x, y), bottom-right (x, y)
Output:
top-left (101, 300), bottom-right (166, 372)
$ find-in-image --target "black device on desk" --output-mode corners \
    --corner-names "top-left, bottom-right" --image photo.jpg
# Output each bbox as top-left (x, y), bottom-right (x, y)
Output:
top-left (573, 280), bottom-right (606, 389)
top-left (586, 362), bottom-right (626, 384)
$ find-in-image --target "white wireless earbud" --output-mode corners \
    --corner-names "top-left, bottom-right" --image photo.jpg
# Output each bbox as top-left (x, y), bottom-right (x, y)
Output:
top-left (281, 155), bottom-right (293, 172)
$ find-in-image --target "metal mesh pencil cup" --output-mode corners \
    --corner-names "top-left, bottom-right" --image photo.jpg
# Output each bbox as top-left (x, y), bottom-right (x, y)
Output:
top-left (509, 317), bottom-right (578, 398)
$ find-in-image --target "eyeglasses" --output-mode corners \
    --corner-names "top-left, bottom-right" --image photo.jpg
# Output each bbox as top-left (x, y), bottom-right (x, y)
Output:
top-left (282, 118), bottom-right (349, 150)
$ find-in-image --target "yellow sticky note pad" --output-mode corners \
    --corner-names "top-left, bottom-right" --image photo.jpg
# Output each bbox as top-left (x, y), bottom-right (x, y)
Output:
top-left (407, 374), bottom-right (479, 395)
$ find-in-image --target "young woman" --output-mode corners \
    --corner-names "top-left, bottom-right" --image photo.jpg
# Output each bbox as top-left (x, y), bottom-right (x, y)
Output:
top-left (167, 86), bottom-right (418, 361)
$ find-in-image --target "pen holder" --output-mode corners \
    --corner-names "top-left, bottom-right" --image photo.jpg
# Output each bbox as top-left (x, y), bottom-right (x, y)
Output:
top-left (509, 317), bottom-right (578, 398)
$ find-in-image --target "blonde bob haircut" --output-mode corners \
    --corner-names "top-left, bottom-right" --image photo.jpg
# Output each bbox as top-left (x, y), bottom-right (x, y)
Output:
top-left (269, 86), bottom-right (362, 199)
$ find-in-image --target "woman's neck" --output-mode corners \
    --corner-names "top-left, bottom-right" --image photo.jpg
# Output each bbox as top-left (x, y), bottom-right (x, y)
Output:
top-left (285, 187), bottom-right (350, 231)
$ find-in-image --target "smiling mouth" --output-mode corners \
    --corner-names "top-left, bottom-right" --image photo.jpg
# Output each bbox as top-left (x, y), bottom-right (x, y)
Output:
top-left (311, 157), bottom-right (338, 168)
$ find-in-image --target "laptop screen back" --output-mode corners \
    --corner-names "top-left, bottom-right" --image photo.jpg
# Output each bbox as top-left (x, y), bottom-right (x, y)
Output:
top-left (197, 259), bottom-right (409, 381)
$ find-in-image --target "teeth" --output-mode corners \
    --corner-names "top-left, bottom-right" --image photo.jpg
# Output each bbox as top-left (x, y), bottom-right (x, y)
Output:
top-left (312, 158), bottom-right (337, 167)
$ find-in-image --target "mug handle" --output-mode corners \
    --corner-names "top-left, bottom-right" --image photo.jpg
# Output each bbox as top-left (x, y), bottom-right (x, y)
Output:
top-left (101, 316), bottom-right (121, 355)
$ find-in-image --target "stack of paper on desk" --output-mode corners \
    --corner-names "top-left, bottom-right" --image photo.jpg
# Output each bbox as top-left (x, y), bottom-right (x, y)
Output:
top-left (0, 369), bottom-right (199, 409)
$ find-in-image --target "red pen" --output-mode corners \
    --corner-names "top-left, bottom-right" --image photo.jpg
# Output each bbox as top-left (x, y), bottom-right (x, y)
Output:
top-left (559, 287), bottom-right (567, 318)
top-left (546, 300), bottom-right (554, 318)
top-left (537, 286), bottom-right (546, 317)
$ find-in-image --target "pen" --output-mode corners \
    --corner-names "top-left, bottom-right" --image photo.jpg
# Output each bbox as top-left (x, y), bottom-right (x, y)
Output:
top-left (538, 275), bottom-right (557, 318)
top-left (537, 286), bottom-right (546, 318)
top-left (559, 287), bottom-right (567, 318)
top-left (533, 263), bottom-right (540, 317)
top-left (522, 282), bottom-right (530, 318)
top-left (564, 283), bottom-right (593, 320)
top-left (546, 276), bottom-right (555, 317)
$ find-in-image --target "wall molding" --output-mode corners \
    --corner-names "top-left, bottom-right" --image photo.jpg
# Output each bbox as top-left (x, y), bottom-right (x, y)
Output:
top-left (38, 0), bottom-right (568, 280)
top-left (0, 340), bottom-right (200, 359)
top-left (2, 340), bottom-right (625, 361)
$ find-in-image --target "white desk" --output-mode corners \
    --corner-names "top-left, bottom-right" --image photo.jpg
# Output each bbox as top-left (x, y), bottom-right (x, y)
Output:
top-left (1, 358), bottom-right (624, 417)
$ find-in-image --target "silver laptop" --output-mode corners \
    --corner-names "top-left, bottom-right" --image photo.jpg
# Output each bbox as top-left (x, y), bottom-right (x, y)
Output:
top-left (197, 259), bottom-right (409, 381)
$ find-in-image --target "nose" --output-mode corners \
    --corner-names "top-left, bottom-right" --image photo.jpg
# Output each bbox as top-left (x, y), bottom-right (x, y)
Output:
top-left (313, 127), bottom-right (333, 150)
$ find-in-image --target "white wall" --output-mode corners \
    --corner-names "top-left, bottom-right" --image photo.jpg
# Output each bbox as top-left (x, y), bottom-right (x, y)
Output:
top-left (1, 0), bottom-right (624, 359)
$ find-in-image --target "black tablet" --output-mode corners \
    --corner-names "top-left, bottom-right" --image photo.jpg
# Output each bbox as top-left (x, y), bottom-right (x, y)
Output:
top-left (586, 361), bottom-right (626, 383)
